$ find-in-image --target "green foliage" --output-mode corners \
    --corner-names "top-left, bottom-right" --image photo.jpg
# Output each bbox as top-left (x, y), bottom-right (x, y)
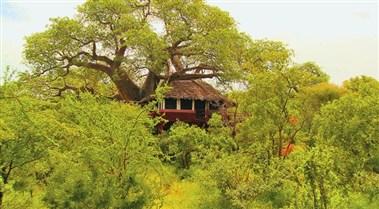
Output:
top-left (208, 114), bottom-right (237, 153)
top-left (164, 122), bottom-right (209, 169)
top-left (40, 95), bottom-right (164, 209)
top-left (2, 70), bottom-right (379, 208)
top-left (3, 1), bottom-right (379, 208)
top-left (23, 0), bottom-right (262, 101)
top-left (291, 62), bottom-right (330, 84)
top-left (214, 68), bottom-right (377, 209)
top-left (313, 92), bottom-right (379, 190)
top-left (343, 75), bottom-right (379, 97)
top-left (0, 78), bottom-right (165, 208)
top-left (241, 39), bottom-right (293, 72)
top-left (163, 116), bottom-right (236, 171)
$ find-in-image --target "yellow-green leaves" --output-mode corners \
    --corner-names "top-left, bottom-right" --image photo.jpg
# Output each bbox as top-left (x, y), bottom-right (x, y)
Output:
top-left (343, 75), bottom-right (379, 97)
top-left (315, 93), bottom-right (379, 162)
top-left (243, 39), bottom-right (293, 72)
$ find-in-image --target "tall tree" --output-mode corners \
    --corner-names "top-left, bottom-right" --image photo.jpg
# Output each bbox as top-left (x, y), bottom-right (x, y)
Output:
top-left (24, 0), bottom-right (249, 102)
top-left (237, 63), bottom-right (331, 157)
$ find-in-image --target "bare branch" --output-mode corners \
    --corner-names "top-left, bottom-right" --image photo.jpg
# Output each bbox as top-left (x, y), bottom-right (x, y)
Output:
top-left (159, 73), bottom-right (219, 81)
top-left (75, 61), bottom-right (112, 75)
top-left (90, 42), bottom-right (114, 66)
top-left (182, 64), bottom-right (219, 73)
top-left (2, 161), bottom-right (13, 184)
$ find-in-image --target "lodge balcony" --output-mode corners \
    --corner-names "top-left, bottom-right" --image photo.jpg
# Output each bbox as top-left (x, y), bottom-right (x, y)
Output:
top-left (153, 98), bottom-right (224, 127)
top-left (158, 109), bottom-right (211, 125)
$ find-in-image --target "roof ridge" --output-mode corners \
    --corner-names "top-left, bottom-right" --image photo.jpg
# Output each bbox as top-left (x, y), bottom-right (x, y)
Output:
top-left (165, 79), bottom-right (225, 101)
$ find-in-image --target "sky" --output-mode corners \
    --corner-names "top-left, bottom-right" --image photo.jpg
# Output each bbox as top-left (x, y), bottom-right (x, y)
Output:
top-left (0, 0), bottom-right (378, 84)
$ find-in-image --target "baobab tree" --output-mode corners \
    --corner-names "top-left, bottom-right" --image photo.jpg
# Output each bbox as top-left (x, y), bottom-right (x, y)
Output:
top-left (24, 0), bottom-right (254, 102)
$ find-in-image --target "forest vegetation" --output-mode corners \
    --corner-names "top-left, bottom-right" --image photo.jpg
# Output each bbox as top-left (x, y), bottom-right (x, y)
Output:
top-left (1, 0), bottom-right (378, 208)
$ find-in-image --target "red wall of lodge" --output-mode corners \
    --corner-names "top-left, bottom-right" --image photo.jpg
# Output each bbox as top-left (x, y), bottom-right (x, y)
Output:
top-left (158, 109), bottom-right (210, 125)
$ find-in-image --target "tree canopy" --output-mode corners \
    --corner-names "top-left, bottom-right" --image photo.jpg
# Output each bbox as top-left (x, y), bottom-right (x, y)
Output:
top-left (24, 0), bottom-right (262, 101)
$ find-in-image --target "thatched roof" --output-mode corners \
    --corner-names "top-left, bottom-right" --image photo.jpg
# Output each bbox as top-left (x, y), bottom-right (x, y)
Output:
top-left (165, 80), bottom-right (226, 101)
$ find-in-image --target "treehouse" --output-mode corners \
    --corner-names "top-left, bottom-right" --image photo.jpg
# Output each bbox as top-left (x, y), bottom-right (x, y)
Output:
top-left (155, 80), bottom-right (233, 127)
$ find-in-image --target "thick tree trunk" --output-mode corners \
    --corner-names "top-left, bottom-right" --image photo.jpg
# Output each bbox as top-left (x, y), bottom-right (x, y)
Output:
top-left (111, 71), bottom-right (143, 101)
top-left (110, 70), bottom-right (161, 102)
top-left (112, 79), bottom-right (141, 101)
top-left (141, 72), bottom-right (160, 99)
top-left (171, 55), bottom-right (184, 72)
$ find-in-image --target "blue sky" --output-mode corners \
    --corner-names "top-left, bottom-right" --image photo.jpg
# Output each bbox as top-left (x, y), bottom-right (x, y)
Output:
top-left (1, 0), bottom-right (378, 84)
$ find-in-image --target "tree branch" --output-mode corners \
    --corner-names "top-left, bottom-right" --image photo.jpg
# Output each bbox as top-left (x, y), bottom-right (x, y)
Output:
top-left (182, 64), bottom-right (219, 73)
top-left (160, 73), bottom-right (219, 81)
top-left (2, 161), bottom-right (13, 184)
top-left (73, 61), bottom-right (112, 75)
top-left (112, 45), bottom-right (127, 69)
top-left (90, 42), bottom-right (114, 66)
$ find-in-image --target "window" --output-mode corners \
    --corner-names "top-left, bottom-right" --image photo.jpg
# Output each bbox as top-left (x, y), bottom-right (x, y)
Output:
top-left (180, 99), bottom-right (192, 110)
top-left (164, 98), bottom-right (177, 109)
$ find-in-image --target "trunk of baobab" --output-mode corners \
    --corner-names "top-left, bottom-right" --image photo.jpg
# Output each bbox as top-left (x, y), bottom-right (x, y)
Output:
top-left (112, 74), bottom-right (142, 101)
top-left (141, 72), bottom-right (160, 98)
top-left (110, 70), bottom-right (160, 102)
top-left (171, 55), bottom-right (184, 72)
